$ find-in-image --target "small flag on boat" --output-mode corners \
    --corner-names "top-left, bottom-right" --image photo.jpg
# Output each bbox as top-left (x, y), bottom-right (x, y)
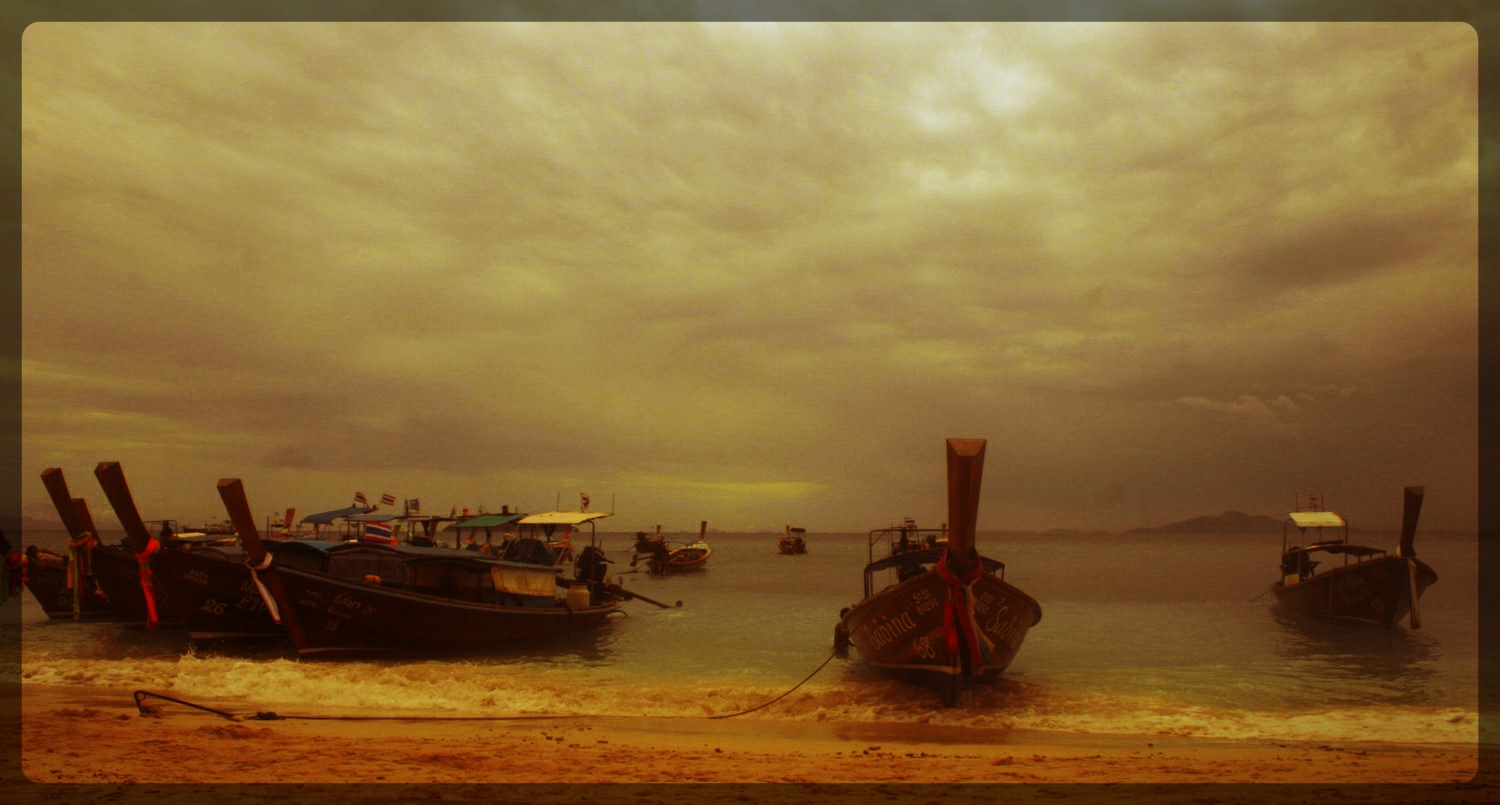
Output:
top-left (364, 521), bottom-right (395, 544)
top-left (409, 498), bottom-right (420, 515)
top-left (380, 492), bottom-right (397, 507)
top-left (581, 492), bottom-right (590, 511)
top-left (283, 509), bottom-right (295, 528)
top-left (354, 491), bottom-right (368, 506)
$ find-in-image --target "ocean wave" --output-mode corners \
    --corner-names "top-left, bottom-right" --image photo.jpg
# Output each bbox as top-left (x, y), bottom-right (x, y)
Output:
top-left (20, 651), bottom-right (1480, 746)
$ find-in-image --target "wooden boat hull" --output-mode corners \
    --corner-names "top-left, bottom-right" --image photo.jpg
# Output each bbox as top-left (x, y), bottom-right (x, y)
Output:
top-left (149, 548), bottom-right (286, 647)
top-left (21, 550), bottom-right (115, 620)
top-left (837, 562), bottom-right (1042, 706)
top-left (1271, 554), bottom-right (1437, 628)
top-left (643, 545), bottom-right (712, 575)
top-left (778, 538), bottom-right (806, 554)
top-left (271, 565), bottom-right (619, 657)
top-left (89, 544), bottom-right (183, 629)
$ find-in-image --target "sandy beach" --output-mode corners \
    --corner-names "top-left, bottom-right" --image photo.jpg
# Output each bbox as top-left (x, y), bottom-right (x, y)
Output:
top-left (7, 682), bottom-right (1493, 805)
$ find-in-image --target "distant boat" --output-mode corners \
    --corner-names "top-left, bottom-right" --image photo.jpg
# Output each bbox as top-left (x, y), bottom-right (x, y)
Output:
top-left (835, 439), bottom-right (1043, 707)
top-left (778, 526), bottom-right (808, 555)
top-left (216, 478), bottom-right (626, 657)
top-left (632, 521), bottom-right (712, 575)
top-left (1270, 487), bottom-right (1438, 629)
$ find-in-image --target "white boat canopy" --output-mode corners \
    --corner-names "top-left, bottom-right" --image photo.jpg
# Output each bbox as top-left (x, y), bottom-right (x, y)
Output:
top-left (517, 511), bottom-right (612, 525)
top-left (1288, 511), bottom-right (1346, 528)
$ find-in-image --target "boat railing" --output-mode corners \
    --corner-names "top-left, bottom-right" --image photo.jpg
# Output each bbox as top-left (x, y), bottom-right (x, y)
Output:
top-left (866, 525), bottom-right (948, 564)
top-left (861, 549), bottom-right (1003, 598)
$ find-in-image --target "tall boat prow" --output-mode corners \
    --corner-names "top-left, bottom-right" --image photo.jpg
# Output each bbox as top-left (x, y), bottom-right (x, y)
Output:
top-left (91, 462), bottom-right (186, 630)
top-left (835, 438), bottom-right (1042, 707)
top-left (944, 438), bottom-right (984, 574)
top-left (1270, 486), bottom-right (1437, 629)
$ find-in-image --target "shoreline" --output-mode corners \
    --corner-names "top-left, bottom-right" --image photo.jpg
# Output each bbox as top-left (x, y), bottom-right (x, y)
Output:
top-left (16, 683), bottom-right (1485, 790)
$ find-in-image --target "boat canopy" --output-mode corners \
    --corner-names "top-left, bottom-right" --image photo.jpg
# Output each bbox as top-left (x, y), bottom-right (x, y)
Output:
top-left (454, 513), bottom-right (526, 528)
top-left (1291, 542), bottom-right (1385, 557)
top-left (301, 505), bottom-right (377, 524)
top-left (1288, 511), bottom-right (1346, 529)
top-left (517, 512), bottom-right (612, 525)
top-left (346, 513), bottom-right (400, 523)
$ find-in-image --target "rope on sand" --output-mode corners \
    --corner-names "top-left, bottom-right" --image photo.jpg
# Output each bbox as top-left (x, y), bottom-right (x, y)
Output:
top-left (129, 650), bottom-right (840, 723)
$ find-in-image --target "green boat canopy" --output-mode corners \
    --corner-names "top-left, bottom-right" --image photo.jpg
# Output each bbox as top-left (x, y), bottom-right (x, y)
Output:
top-left (453, 513), bottom-right (526, 529)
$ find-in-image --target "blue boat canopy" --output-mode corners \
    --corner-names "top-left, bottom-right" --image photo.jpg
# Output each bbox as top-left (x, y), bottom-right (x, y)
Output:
top-left (300, 506), bottom-right (377, 525)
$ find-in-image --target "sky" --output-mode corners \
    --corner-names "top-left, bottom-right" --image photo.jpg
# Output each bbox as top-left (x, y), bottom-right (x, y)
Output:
top-left (17, 21), bottom-right (1478, 535)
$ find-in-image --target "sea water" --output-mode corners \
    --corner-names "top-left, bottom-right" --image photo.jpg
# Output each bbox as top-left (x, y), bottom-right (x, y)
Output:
top-left (10, 527), bottom-right (1482, 747)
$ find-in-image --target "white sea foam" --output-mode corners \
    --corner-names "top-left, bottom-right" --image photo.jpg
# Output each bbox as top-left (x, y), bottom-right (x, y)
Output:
top-left (20, 650), bottom-right (1480, 747)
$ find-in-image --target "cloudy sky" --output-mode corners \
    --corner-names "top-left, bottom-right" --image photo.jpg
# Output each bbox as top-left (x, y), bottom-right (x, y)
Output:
top-left (19, 22), bottom-right (1477, 534)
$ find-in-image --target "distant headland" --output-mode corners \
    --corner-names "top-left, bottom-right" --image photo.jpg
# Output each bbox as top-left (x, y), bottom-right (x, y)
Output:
top-left (1126, 510), bottom-right (1283, 534)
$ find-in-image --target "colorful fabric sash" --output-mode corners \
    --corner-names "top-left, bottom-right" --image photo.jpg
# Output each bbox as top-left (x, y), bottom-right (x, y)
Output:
top-left (136, 537), bottom-right (161, 629)
top-left (935, 551), bottom-right (988, 675)
top-left (66, 532), bottom-right (98, 619)
top-left (245, 552), bottom-right (281, 625)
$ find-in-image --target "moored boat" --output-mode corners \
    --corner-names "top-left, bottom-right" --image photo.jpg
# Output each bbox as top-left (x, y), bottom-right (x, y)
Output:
top-left (834, 439), bottom-right (1043, 707)
top-left (778, 526), bottom-right (808, 554)
top-left (30, 468), bottom-right (121, 621)
top-left (632, 521), bottom-right (712, 575)
top-left (216, 478), bottom-right (627, 657)
top-left (1270, 487), bottom-right (1438, 629)
top-left (19, 474), bottom-right (115, 620)
top-left (633, 526), bottom-right (664, 553)
top-left (90, 463), bottom-right (195, 630)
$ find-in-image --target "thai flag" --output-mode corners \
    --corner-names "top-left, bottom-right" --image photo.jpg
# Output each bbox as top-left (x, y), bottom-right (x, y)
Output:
top-left (409, 498), bottom-right (420, 515)
top-left (380, 492), bottom-right (396, 507)
top-left (580, 492), bottom-right (590, 511)
top-left (364, 521), bottom-right (395, 544)
top-left (354, 491), bottom-right (368, 506)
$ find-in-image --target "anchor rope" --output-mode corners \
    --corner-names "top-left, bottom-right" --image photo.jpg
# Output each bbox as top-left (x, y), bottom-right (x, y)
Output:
top-left (130, 650), bottom-right (839, 724)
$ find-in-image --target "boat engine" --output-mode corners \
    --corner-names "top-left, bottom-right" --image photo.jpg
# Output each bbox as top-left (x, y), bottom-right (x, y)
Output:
top-left (575, 545), bottom-right (611, 584)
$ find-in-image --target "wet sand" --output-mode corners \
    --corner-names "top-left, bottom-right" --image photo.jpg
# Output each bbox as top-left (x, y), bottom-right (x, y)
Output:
top-left (7, 682), bottom-right (1494, 804)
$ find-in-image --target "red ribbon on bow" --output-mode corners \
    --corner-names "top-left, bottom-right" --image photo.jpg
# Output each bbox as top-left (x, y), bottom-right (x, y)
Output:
top-left (935, 551), bottom-right (985, 675)
top-left (136, 537), bottom-right (161, 630)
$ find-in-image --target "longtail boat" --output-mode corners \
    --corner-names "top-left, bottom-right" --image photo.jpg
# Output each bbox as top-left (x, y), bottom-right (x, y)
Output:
top-left (834, 439), bottom-right (1043, 707)
top-left (28, 468), bottom-right (119, 621)
top-left (216, 478), bottom-right (626, 657)
top-left (90, 462), bottom-right (187, 630)
top-left (778, 526), bottom-right (808, 555)
top-left (1271, 487), bottom-right (1438, 629)
top-left (34, 470), bottom-right (116, 620)
top-left (633, 526), bottom-right (664, 553)
top-left (632, 521), bottom-right (712, 575)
